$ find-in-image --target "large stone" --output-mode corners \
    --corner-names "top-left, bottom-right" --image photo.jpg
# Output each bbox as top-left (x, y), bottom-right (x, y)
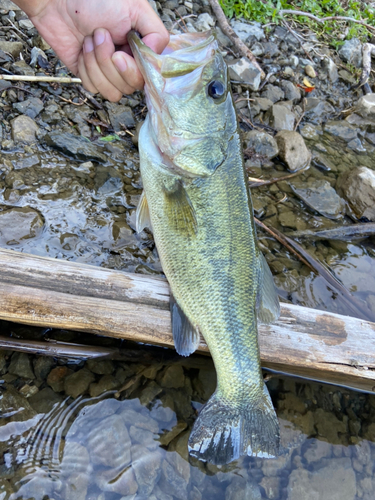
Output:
top-left (104, 102), bottom-right (135, 131)
top-left (261, 84), bottom-right (285, 103)
top-left (228, 57), bottom-right (262, 90)
top-left (160, 364), bottom-right (185, 389)
top-left (132, 445), bottom-right (163, 497)
top-left (0, 384), bottom-right (37, 422)
top-left (96, 466), bottom-right (138, 495)
top-left (304, 98), bottom-right (335, 124)
top-left (324, 121), bottom-right (358, 142)
top-left (0, 0), bottom-right (21, 11)
top-left (336, 166), bottom-right (375, 220)
top-left (8, 352), bottom-right (35, 379)
top-left (0, 40), bottom-right (23, 58)
top-left (338, 38), bottom-right (362, 68)
top-left (43, 132), bottom-right (106, 162)
top-left (226, 476), bottom-right (262, 500)
top-left (280, 80), bottom-right (301, 102)
top-left (290, 179), bottom-right (345, 219)
top-left (64, 368), bottom-right (95, 398)
top-left (275, 130), bottom-right (311, 172)
top-left (243, 130), bottom-right (278, 160)
top-left (287, 458), bottom-right (356, 500)
top-left (47, 366), bottom-right (72, 392)
top-left (303, 439), bottom-right (332, 464)
top-left (267, 104), bottom-right (295, 131)
top-left (0, 207), bottom-right (44, 245)
top-left (195, 13), bottom-right (215, 32)
top-left (10, 115), bottom-right (39, 143)
top-left (314, 408), bottom-right (347, 444)
top-left (354, 93), bottom-right (375, 119)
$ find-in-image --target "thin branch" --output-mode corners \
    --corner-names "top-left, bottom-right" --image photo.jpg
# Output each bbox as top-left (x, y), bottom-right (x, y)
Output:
top-left (248, 162), bottom-right (309, 187)
top-left (0, 74), bottom-right (82, 83)
top-left (279, 9), bottom-right (375, 32)
top-left (208, 0), bottom-right (265, 79)
top-left (355, 43), bottom-right (375, 91)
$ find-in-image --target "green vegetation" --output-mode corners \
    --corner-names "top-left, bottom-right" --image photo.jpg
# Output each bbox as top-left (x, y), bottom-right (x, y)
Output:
top-left (219, 0), bottom-right (375, 44)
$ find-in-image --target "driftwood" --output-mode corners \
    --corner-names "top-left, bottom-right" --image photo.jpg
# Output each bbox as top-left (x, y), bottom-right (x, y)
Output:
top-left (0, 248), bottom-right (375, 392)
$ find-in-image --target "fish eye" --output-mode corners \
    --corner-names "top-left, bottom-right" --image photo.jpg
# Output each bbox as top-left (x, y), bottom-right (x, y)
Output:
top-left (207, 80), bottom-right (225, 99)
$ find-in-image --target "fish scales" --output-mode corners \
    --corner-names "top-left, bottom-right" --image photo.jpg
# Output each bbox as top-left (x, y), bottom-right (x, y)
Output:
top-left (128, 29), bottom-right (280, 465)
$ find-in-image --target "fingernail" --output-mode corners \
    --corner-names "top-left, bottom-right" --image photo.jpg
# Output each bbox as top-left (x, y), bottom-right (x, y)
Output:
top-left (94, 29), bottom-right (105, 46)
top-left (113, 54), bottom-right (127, 73)
top-left (84, 37), bottom-right (94, 53)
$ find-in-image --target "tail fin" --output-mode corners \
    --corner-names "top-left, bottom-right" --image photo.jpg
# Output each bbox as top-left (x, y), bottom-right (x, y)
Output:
top-left (188, 384), bottom-right (279, 465)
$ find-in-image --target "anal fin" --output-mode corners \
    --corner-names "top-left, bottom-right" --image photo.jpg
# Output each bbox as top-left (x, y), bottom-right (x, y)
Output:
top-left (170, 293), bottom-right (200, 356)
top-left (136, 191), bottom-right (151, 234)
top-left (257, 253), bottom-right (280, 324)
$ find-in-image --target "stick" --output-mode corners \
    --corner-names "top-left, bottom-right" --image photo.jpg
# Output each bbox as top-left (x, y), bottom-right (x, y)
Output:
top-left (355, 43), bottom-right (375, 91)
top-left (248, 162), bottom-right (309, 187)
top-left (279, 9), bottom-right (375, 32)
top-left (208, 0), bottom-right (265, 79)
top-left (0, 75), bottom-right (82, 83)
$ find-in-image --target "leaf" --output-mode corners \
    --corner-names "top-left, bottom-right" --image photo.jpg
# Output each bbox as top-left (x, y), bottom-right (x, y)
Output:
top-left (99, 134), bottom-right (121, 142)
top-left (303, 77), bottom-right (315, 88)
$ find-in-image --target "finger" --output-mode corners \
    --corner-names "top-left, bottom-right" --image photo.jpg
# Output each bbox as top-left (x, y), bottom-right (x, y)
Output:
top-left (93, 28), bottom-right (140, 94)
top-left (112, 50), bottom-right (144, 91)
top-left (77, 50), bottom-right (98, 95)
top-left (133, 1), bottom-right (169, 54)
top-left (83, 35), bottom-right (122, 102)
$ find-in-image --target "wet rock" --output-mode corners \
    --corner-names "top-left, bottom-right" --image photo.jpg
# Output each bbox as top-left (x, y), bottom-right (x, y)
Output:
top-left (89, 374), bottom-right (118, 397)
top-left (243, 130), bottom-right (278, 160)
top-left (47, 366), bottom-right (73, 392)
top-left (43, 132), bottom-right (106, 162)
top-left (159, 421), bottom-right (187, 446)
top-left (8, 352), bottom-right (35, 379)
top-left (324, 121), bottom-right (358, 142)
top-left (86, 359), bottom-right (114, 375)
top-left (132, 445), bottom-right (163, 496)
top-left (13, 97), bottom-right (44, 119)
top-left (160, 364), bottom-right (185, 389)
top-left (304, 98), bottom-right (335, 124)
top-left (11, 115), bottom-right (39, 143)
top-left (230, 19), bottom-right (264, 42)
top-left (261, 84), bottom-right (285, 103)
top-left (129, 425), bottom-right (158, 450)
top-left (290, 179), bottom-right (345, 219)
top-left (96, 466), bottom-right (138, 495)
top-left (0, 40), bottom-right (23, 57)
top-left (337, 166), bottom-right (375, 220)
top-left (64, 368), bottom-right (95, 398)
top-left (354, 93), bottom-right (375, 119)
top-left (28, 387), bottom-right (63, 413)
top-left (60, 442), bottom-right (90, 500)
top-left (87, 414), bottom-right (131, 467)
top-left (338, 37), bottom-right (362, 68)
top-left (300, 123), bottom-right (322, 140)
top-left (158, 454), bottom-right (189, 500)
top-left (305, 64), bottom-right (316, 78)
top-left (195, 13), bottom-right (215, 31)
top-left (12, 60), bottom-right (35, 76)
top-left (228, 58), bottom-right (262, 90)
top-left (352, 440), bottom-right (371, 465)
top-left (193, 368), bottom-right (216, 401)
top-left (280, 80), bottom-right (301, 102)
top-left (287, 458), bottom-right (356, 500)
top-left (267, 104), bottom-right (295, 131)
top-left (225, 476), bottom-right (261, 500)
top-left (9, 469), bottom-right (57, 500)
top-left (275, 130), bottom-right (311, 172)
top-left (121, 408), bottom-right (159, 433)
top-left (312, 150), bottom-right (337, 172)
top-left (260, 476), bottom-right (280, 500)
top-left (303, 439), bottom-right (332, 464)
top-left (0, 384), bottom-right (36, 421)
top-left (12, 154), bottom-right (40, 170)
top-left (139, 380), bottom-right (163, 406)
top-left (104, 102), bottom-right (135, 132)
top-left (314, 408), bottom-right (347, 444)
top-left (0, 207), bottom-right (44, 245)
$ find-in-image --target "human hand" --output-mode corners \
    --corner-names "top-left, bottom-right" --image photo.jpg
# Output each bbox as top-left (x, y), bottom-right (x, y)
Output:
top-left (22, 0), bottom-right (169, 101)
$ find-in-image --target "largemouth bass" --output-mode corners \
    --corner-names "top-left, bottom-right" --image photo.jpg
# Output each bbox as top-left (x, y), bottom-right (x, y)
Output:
top-left (128, 30), bottom-right (280, 465)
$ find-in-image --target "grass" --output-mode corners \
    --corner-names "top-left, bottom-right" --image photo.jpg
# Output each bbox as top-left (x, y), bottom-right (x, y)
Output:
top-left (219, 0), bottom-right (375, 46)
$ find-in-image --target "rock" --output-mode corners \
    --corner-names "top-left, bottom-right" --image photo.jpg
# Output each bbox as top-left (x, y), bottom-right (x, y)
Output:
top-left (0, 384), bottom-right (36, 422)
top-left (324, 121), bottom-right (358, 142)
top-left (230, 19), bottom-right (264, 42)
top-left (338, 69), bottom-right (356, 84)
top-left (89, 374), bottom-right (118, 397)
top-left (8, 352), bottom-right (35, 379)
top-left (346, 112), bottom-right (375, 133)
top-left (228, 57), bottom-right (262, 90)
top-left (43, 132), bottom-right (106, 162)
top-left (322, 58), bottom-right (338, 83)
top-left (12, 60), bottom-right (35, 76)
top-left (12, 154), bottom-right (40, 170)
top-left (338, 38), bottom-right (362, 68)
top-left (300, 123), bottom-right (322, 140)
top-left (194, 13), bottom-right (215, 31)
top-left (96, 466), bottom-right (138, 496)
top-left (28, 387), bottom-right (63, 413)
top-left (263, 41), bottom-right (280, 57)
top-left (132, 445), bottom-right (163, 497)
top-left (0, 0), bottom-right (21, 11)
top-left (11, 115), bottom-right (39, 143)
top-left (47, 366), bottom-right (73, 392)
top-left (354, 93), bottom-right (375, 119)
top-left (139, 381), bottom-right (163, 406)
top-left (243, 130), bottom-right (278, 160)
top-left (193, 368), bottom-right (216, 401)
top-left (0, 207), bottom-right (44, 245)
top-left (275, 130), bottom-right (311, 172)
top-left (336, 166), bottom-right (375, 220)
top-left (60, 442), bottom-right (90, 500)
top-left (129, 425), bottom-right (158, 450)
top-left (314, 408), bottom-right (347, 444)
top-left (86, 359), bottom-right (114, 375)
top-left (287, 458), bottom-right (356, 500)
top-left (121, 408), bottom-right (159, 433)
top-left (250, 41), bottom-right (264, 57)
top-left (304, 439), bottom-right (332, 464)
top-left (19, 18), bottom-right (34, 30)
top-left (104, 102), bottom-right (135, 131)
top-left (305, 64), bottom-right (316, 78)
top-left (304, 98), bottom-right (335, 124)
top-left (87, 414), bottom-right (131, 468)
top-left (225, 476), bottom-right (262, 500)
top-left (215, 26), bottom-right (232, 47)
top-left (260, 476), bottom-right (280, 500)
top-left (158, 453), bottom-right (189, 500)
top-left (64, 368), bottom-right (95, 398)
top-left (0, 40), bottom-right (23, 58)
top-left (290, 180), bottom-right (345, 219)
top-left (63, 104), bottom-right (92, 137)
top-left (159, 421), bottom-right (187, 446)
top-left (253, 97), bottom-right (273, 111)
top-left (280, 80), bottom-right (301, 102)
top-left (261, 84), bottom-right (285, 103)
top-left (267, 104), bottom-right (295, 131)
top-left (160, 364), bottom-right (185, 388)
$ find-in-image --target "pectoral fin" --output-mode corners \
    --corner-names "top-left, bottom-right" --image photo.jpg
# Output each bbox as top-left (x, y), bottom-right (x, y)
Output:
top-left (136, 191), bottom-right (151, 233)
top-left (170, 293), bottom-right (200, 356)
top-left (164, 181), bottom-right (197, 237)
top-left (256, 253), bottom-right (280, 324)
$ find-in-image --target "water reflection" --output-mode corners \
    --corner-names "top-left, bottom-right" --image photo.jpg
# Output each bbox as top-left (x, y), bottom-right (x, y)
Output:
top-left (1, 348), bottom-right (375, 500)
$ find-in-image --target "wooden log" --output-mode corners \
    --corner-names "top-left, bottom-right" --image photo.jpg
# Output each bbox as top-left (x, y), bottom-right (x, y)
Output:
top-left (0, 248), bottom-right (375, 392)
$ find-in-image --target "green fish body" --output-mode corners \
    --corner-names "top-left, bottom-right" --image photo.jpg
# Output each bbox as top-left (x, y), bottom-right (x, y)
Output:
top-left (128, 30), bottom-right (280, 465)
